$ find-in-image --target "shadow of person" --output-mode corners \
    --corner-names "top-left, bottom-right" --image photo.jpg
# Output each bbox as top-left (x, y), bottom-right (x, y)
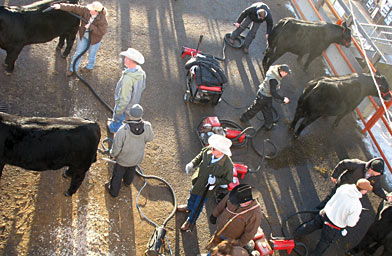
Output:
top-left (105, 167), bottom-right (137, 255)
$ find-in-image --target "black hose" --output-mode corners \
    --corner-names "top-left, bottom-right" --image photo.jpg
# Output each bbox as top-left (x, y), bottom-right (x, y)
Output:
top-left (135, 165), bottom-right (177, 228)
top-left (72, 31), bottom-right (113, 113)
top-left (223, 32), bottom-right (245, 49)
top-left (220, 119), bottom-right (256, 147)
top-left (281, 210), bottom-right (318, 256)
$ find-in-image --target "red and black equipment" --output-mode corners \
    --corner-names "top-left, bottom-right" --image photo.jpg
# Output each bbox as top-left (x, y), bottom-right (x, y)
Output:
top-left (252, 227), bottom-right (306, 255)
top-left (181, 35), bottom-right (227, 105)
top-left (197, 116), bottom-right (253, 147)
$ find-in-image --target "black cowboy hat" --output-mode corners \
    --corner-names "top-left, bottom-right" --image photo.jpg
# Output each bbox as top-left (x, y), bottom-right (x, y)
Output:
top-left (229, 184), bottom-right (261, 205)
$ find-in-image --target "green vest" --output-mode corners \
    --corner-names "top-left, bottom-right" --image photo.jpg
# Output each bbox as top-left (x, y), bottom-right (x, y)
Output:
top-left (258, 65), bottom-right (282, 97)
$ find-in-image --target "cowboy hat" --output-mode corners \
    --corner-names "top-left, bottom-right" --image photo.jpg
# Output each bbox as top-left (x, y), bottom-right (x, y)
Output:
top-left (87, 1), bottom-right (104, 12)
top-left (208, 134), bottom-right (232, 156)
top-left (120, 48), bottom-right (145, 65)
top-left (229, 184), bottom-right (261, 205)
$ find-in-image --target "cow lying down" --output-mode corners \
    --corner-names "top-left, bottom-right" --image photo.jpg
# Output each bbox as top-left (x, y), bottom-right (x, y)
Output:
top-left (290, 73), bottom-right (391, 137)
top-left (0, 113), bottom-right (100, 196)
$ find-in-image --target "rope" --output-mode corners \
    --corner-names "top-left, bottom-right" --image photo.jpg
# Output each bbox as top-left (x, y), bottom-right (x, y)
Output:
top-left (348, 0), bottom-right (392, 126)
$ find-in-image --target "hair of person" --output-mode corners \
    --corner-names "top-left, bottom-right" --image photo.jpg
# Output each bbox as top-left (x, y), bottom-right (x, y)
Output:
top-left (211, 240), bottom-right (233, 256)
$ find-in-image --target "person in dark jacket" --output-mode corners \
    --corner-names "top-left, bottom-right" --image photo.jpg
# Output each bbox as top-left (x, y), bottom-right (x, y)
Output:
top-left (316, 158), bottom-right (390, 209)
top-left (240, 64), bottom-right (291, 130)
top-left (346, 193), bottom-right (392, 256)
top-left (209, 184), bottom-right (263, 248)
top-left (53, 1), bottom-right (108, 76)
top-left (177, 134), bottom-right (234, 231)
top-left (105, 104), bottom-right (154, 197)
top-left (230, 2), bottom-right (273, 54)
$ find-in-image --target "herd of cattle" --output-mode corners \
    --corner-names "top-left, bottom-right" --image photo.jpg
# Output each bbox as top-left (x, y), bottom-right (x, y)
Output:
top-left (0, 0), bottom-right (390, 197)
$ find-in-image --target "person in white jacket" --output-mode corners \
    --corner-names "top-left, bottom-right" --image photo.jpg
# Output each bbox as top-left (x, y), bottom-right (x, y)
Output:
top-left (293, 179), bottom-right (373, 256)
top-left (105, 104), bottom-right (154, 197)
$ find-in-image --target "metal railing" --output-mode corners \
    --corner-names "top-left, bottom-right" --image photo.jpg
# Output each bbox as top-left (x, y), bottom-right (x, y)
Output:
top-left (290, 0), bottom-right (392, 173)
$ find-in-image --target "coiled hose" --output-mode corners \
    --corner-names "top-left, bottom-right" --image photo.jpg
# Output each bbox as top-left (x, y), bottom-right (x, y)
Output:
top-left (102, 158), bottom-right (177, 256)
top-left (281, 210), bottom-right (319, 256)
top-left (136, 166), bottom-right (177, 256)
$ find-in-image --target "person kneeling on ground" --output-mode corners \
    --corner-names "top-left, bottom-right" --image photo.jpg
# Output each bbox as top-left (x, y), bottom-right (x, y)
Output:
top-left (105, 104), bottom-right (154, 197)
top-left (294, 179), bottom-right (373, 256)
top-left (208, 184), bottom-right (262, 252)
top-left (177, 134), bottom-right (233, 231)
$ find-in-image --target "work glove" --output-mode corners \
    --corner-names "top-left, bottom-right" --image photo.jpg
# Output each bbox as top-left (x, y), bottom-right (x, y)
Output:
top-left (210, 214), bottom-right (217, 225)
top-left (185, 162), bottom-right (194, 175)
top-left (208, 175), bottom-right (216, 190)
top-left (283, 97), bottom-right (290, 104)
top-left (113, 112), bottom-right (122, 122)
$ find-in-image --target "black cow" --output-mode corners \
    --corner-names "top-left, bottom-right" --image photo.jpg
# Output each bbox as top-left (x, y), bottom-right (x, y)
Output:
top-left (290, 73), bottom-right (391, 137)
top-left (0, 0), bottom-right (80, 74)
top-left (0, 112), bottom-right (101, 196)
top-left (262, 18), bottom-right (352, 71)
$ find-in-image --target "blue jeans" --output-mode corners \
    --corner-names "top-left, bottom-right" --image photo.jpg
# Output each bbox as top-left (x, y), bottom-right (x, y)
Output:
top-left (108, 105), bottom-right (126, 133)
top-left (186, 192), bottom-right (208, 225)
top-left (70, 35), bottom-right (101, 72)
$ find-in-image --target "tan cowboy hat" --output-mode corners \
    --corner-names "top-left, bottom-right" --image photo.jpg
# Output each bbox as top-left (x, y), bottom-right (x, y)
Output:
top-left (120, 48), bottom-right (145, 65)
top-left (87, 1), bottom-right (104, 12)
top-left (208, 134), bottom-right (232, 156)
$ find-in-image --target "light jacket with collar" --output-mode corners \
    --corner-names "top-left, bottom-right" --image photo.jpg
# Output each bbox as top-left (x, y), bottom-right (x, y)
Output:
top-left (324, 184), bottom-right (363, 228)
top-left (190, 146), bottom-right (233, 198)
top-left (213, 194), bottom-right (262, 247)
top-left (258, 65), bottom-right (283, 98)
top-left (59, 4), bottom-right (108, 45)
top-left (114, 66), bottom-right (146, 116)
top-left (110, 120), bottom-right (153, 167)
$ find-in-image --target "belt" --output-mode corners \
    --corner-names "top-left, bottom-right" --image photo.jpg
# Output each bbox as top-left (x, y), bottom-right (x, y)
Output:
top-left (324, 221), bottom-right (341, 231)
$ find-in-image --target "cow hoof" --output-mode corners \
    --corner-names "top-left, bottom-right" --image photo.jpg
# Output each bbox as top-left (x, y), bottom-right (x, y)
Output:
top-left (3, 70), bottom-right (11, 76)
top-left (64, 190), bottom-right (72, 197)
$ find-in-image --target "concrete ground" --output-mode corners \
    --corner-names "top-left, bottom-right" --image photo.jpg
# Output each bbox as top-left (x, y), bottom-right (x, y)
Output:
top-left (0, 0), bottom-right (387, 255)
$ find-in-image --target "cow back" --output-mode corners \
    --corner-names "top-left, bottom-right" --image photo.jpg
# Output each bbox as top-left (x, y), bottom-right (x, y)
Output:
top-left (0, 0), bottom-right (79, 46)
top-left (268, 17), bottom-right (349, 55)
top-left (0, 113), bottom-right (100, 171)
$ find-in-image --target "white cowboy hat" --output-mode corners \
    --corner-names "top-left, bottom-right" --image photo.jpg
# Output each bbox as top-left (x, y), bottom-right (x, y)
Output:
top-left (120, 48), bottom-right (145, 65)
top-left (208, 134), bottom-right (232, 156)
top-left (87, 1), bottom-right (104, 12)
